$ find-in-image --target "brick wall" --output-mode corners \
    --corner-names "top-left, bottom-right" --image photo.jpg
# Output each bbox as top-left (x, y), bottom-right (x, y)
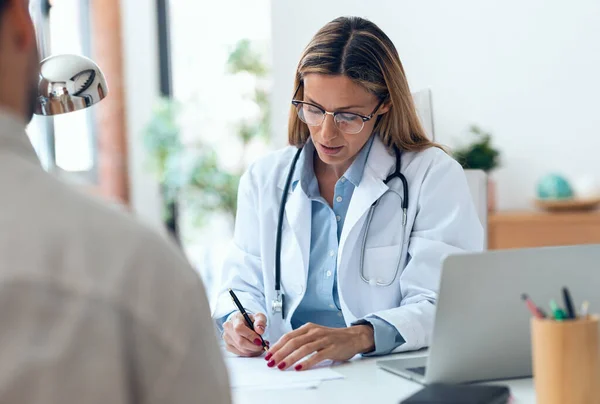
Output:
top-left (90, 0), bottom-right (130, 205)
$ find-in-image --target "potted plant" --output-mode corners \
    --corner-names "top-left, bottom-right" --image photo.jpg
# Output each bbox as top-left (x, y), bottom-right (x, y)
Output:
top-left (453, 125), bottom-right (501, 211)
top-left (142, 97), bottom-right (184, 238)
top-left (142, 38), bottom-right (271, 231)
top-left (181, 38), bottom-right (271, 228)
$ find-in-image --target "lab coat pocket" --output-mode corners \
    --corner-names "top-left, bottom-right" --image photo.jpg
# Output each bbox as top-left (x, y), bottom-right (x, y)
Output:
top-left (362, 244), bottom-right (402, 286)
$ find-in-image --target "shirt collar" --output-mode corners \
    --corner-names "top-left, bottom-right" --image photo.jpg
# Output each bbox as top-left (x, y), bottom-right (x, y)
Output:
top-left (294, 138), bottom-right (316, 196)
top-left (0, 108), bottom-right (40, 164)
top-left (344, 134), bottom-right (375, 187)
top-left (0, 108), bottom-right (27, 136)
top-left (292, 134), bottom-right (376, 195)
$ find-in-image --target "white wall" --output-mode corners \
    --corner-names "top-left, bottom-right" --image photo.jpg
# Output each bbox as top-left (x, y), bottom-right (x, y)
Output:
top-left (271, 0), bottom-right (600, 210)
top-left (120, 0), bottom-right (163, 228)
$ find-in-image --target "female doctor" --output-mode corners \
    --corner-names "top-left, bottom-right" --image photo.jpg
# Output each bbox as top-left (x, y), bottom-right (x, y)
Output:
top-left (214, 16), bottom-right (483, 371)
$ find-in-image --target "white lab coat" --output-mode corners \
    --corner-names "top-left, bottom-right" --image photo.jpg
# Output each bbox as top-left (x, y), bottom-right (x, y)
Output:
top-left (214, 135), bottom-right (483, 352)
top-left (0, 110), bottom-right (230, 403)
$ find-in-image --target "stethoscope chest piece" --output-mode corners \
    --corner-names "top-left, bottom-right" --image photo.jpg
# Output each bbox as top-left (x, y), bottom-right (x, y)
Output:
top-left (272, 290), bottom-right (284, 316)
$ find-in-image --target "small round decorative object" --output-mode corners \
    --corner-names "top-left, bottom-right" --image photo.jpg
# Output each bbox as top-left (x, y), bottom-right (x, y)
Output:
top-left (535, 174), bottom-right (600, 211)
top-left (536, 174), bottom-right (574, 200)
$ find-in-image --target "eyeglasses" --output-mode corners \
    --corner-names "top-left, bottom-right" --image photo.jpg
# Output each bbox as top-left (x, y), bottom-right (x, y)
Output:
top-left (291, 91), bottom-right (385, 135)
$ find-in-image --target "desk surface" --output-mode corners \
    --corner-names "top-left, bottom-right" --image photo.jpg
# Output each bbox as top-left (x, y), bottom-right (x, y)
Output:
top-left (232, 351), bottom-right (536, 404)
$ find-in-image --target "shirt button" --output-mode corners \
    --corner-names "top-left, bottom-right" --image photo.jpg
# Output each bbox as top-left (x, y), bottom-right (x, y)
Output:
top-left (326, 270), bottom-right (332, 277)
top-left (337, 312), bottom-right (343, 317)
top-left (336, 196), bottom-right (343, 203)
top-left (336, 215), bottom-right (341, 222)
top-left (296, 284), bottom-right (304, 295)
top-left (341, 178), bottom-right (346, 183)
top-left (329, 304), bottom-right (335, 309)
top-left (329, 250), bottom-right (335, 257)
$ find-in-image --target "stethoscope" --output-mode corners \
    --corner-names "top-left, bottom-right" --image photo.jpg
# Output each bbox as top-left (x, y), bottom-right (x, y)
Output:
top-left (272, 144), bottom-right (409, 318)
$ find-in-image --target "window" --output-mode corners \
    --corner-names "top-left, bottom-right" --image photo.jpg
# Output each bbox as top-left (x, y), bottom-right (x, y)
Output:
top-left (166, 0), bottom-right (271, 301)
top-left (27, 0), bottom-right (97, 183)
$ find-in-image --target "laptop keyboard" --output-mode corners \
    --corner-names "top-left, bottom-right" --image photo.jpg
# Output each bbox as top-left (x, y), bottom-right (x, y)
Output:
top-left (407, 366), bottom-right (426, 376)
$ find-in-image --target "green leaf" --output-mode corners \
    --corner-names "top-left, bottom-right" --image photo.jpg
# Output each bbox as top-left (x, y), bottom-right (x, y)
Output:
top-left (142, 97), bottom-right (184, 185)
top-left (452, 125), bottom-right (501, 172)
top-left (227, 39), bottom-right (268, 77)
top-left (142, 39), bottom-right (271, 232)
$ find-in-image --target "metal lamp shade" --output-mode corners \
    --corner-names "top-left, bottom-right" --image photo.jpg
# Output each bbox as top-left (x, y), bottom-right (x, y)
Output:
top-left (35, 54), bottom-right (108, 116)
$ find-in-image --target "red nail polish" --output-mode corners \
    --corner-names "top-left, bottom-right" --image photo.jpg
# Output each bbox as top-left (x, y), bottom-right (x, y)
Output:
top-left (295, 364), bottom-right (302, 371)
top-left (254, 338), bottom-right (262, 346)
top-left (277, 362), bottom-right (286, 370)
top-left (267, 360), bottom-right (275, 367)
top-left (264, 353), bottom-right (272, 361)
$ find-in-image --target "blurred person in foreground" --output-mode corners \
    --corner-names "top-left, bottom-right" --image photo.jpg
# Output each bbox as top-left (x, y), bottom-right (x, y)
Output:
top-left (0, 0), bottom-right (230, 402)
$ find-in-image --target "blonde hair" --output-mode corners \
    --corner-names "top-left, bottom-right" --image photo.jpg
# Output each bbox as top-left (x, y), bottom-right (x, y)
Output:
top-left (288, 16), bottom-right (442, 153)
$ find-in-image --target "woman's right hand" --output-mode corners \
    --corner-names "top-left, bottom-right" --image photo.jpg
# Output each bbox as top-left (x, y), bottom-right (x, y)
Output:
top-left (223, 312), bottom-right (269, 357)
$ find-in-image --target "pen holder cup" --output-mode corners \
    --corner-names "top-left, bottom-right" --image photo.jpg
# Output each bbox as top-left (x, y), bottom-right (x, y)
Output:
top-left (531, 315), bottom-right (600, 404)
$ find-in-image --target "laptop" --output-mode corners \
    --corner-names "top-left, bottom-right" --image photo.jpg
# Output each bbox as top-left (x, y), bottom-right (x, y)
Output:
top-left (377, 244), bottom-right (600, 384)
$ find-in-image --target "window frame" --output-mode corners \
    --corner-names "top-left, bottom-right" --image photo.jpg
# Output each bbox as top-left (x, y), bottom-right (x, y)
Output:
top-left (157, 0), bottom-right (179, 239)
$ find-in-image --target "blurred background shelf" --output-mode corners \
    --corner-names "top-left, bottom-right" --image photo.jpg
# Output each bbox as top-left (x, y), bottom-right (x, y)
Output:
top-left (488, 211), bottom-right (600, 250)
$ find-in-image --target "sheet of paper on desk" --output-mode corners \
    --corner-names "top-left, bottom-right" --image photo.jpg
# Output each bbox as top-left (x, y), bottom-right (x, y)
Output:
top-left (225, 356), bottom-right (344, 390)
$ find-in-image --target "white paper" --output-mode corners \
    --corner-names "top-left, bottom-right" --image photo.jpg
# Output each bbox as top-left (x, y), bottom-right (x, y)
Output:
top-left (225, 356), bottom-right (344, 390)
top-left (233, 381), bottom-right (321, 391)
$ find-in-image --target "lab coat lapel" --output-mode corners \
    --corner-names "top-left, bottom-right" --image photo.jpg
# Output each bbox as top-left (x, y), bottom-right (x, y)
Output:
top-left (284, 185), bottom-right (311, 272)
top-left (339, 137), bottom-right (395, 256)
top-left (278, 162), bottom-right (311, 292)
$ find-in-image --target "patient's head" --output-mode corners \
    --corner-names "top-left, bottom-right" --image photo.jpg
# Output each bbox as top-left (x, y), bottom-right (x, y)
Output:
top-left (0, 0), bottom-right (40, 122)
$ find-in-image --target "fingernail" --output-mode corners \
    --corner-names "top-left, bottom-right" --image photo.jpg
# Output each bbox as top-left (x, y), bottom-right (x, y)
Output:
top-left (267, 360), bottom-right (275, 367)
top-left (254, 338), bottom-right (262, 346)
top-left (277, 362), bottom-right (286, 370)
top-left (295, 364), bottom-right (302, 371)
top-left (257, 325), bottom-right (266, 331)
top-left (264, 353), bottom-right (272, 361)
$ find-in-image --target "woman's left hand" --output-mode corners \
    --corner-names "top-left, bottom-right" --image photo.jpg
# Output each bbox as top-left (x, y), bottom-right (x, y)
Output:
top-left (264, 323), bottom-right (375, 371)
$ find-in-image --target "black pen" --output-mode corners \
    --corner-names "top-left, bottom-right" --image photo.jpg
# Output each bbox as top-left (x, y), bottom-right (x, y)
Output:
top-left (228, 288), bottom-right (268, 352)
top-left (562, 287), bottom-right (576, 319)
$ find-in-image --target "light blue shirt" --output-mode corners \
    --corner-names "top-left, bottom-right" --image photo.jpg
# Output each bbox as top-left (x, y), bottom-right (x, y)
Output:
top-left (290, 135), bottom-right (404, 356)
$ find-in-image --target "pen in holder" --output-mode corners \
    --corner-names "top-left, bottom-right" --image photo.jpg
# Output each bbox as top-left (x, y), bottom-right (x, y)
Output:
top-left (531, 315), bottom-right (600, 404)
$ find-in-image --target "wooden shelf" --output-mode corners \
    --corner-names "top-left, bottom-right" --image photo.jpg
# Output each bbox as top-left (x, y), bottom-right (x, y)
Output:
top-left (488, 210), bottom-right (600, 250)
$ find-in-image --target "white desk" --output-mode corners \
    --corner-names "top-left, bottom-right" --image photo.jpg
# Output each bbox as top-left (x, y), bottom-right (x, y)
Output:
top-left (232, 351), bottom-right (536, 404)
